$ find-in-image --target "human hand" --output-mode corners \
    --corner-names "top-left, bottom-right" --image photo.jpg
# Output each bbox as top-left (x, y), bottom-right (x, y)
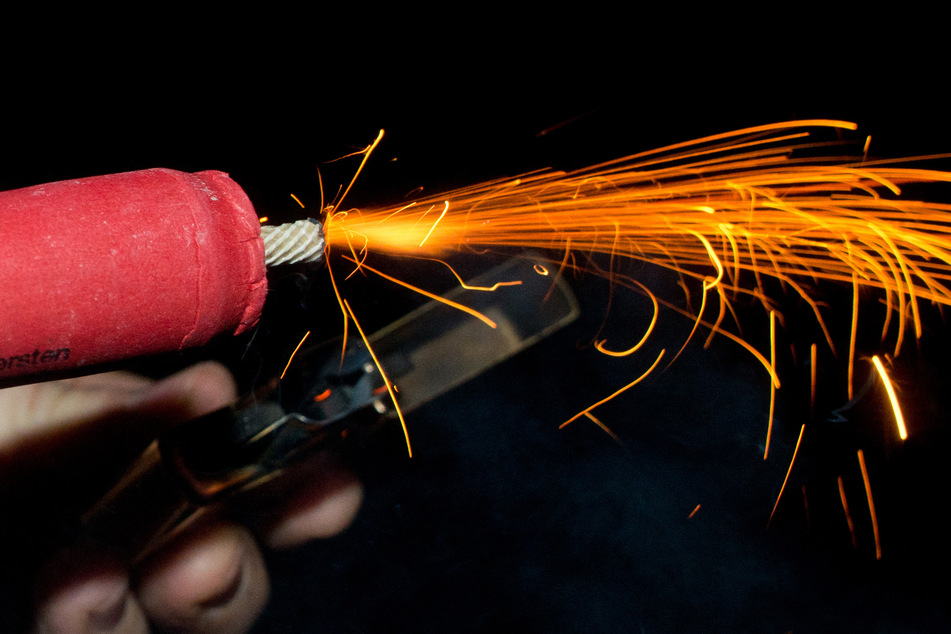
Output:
top-left (0, 362), bottom-right (363, 633)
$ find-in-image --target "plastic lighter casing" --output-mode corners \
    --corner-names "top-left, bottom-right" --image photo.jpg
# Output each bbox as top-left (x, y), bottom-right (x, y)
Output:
top-left (0, 168), bottom-right (267, 385)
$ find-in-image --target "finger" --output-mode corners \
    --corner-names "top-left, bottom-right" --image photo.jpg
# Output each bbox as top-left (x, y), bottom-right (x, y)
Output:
top-left (265, 473), bottom-right (364, 549)
top-left (0, 372), bottom-right (152, 446)
top-left (134, 361), bottom-right (238, 425)
top-left (33, 554), bottom-right (149, 634)
top-left (136, 523), bottom-right (269, 634)
top-left (3, 362), bottom-right (240, 531)
top-left (246, 451), bottom-right (364, 550)
top-left (1, 361), bottom-right (236, 457)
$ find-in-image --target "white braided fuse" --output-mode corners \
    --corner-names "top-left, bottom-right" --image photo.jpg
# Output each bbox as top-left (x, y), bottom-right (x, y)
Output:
top-left (260, 219), bottom-right (325, 267)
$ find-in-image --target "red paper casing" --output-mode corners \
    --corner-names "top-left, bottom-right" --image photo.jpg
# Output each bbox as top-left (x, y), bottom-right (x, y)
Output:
top-left (0, 168), bottom-right (267, 385)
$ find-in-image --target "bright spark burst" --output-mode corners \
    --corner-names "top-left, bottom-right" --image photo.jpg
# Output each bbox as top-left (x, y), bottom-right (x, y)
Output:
top-left (325, 120), bottom-right (951, 407)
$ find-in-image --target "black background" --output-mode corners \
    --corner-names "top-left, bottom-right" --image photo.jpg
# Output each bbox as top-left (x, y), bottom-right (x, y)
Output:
top-left (3, 14), bottom-right (950, 632)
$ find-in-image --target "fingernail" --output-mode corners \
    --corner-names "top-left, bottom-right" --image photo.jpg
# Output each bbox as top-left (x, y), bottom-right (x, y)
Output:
top-left (87, 583), bottom-right (129, 631)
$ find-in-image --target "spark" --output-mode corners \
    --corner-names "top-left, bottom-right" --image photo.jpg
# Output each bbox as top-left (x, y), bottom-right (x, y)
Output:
top-left (810, 343), bottom-right (817, 416)
top-left (838, 475), bottom-right (859, 550)
top-left (412, 256), bottom-right (522, 291)
top-left (857, 449), bottom-right (882, 560)
top-left (664, 231), bottom-right (724, 370)
top-left (536, 111), bottom-right (595, 137)
top-left (344, 299), bottom-right (412, 457)
top-left (560, 349), bottom-right (666, 429)
top-left (335, 129), bottom-right (385, 214)
top-left (418, 201), bottom-right (449, 247)
top-left (582, 411), bottom-right (622, 444)
top-left (280, 330), bottom-right (311, 380)
top-left (849, 274), bottom-right (860, 400)
top-left (871, 355), bottom-right (908, 440)
top-left (764, 310), bottom-right (777, 460)
top-left (322, 129), bottom-right (389, 369)
top-left (290, 193), bottom-right (305, 209)
top-left (340, 255), bottom-right (499, 328)
top-left (688, 504), bottom-right (701, 519)
top-left (767, 423), bottom-right (806, 528)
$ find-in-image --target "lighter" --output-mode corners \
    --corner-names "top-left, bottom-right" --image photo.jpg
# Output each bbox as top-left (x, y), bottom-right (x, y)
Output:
top-left (80, 255), bottom-right (579, 562)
